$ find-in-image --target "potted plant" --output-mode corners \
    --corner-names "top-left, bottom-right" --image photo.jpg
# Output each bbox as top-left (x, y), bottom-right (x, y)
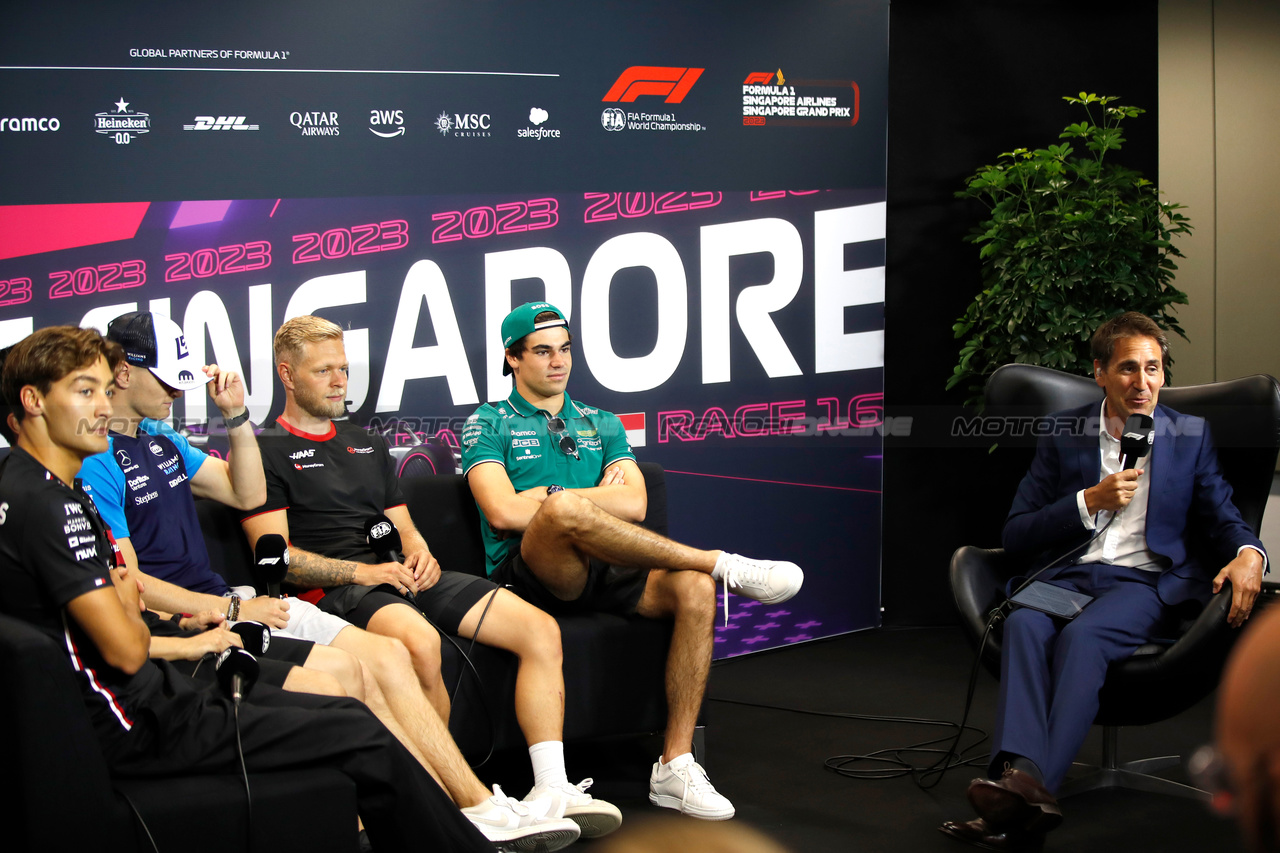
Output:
top-left (948, 93), bottom-right (1192, 403)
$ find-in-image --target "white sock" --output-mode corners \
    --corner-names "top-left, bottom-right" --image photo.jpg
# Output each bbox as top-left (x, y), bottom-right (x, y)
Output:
top-left (529, 741), bottom-right (568, 788)
top-left (711, 551), bottom-right (730, 582)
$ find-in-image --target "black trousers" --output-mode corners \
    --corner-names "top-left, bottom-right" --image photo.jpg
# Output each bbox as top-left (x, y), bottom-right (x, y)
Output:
top-left (100, 662), bottom-right (489, 853)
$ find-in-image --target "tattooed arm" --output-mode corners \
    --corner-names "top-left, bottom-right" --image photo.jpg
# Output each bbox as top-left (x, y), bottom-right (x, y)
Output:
top-left (240, 509), bottom-right (421, 594)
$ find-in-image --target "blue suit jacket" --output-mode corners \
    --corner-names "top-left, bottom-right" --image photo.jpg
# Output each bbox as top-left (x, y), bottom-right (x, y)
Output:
top-left (1003, 402), bottom-right (1265, 608)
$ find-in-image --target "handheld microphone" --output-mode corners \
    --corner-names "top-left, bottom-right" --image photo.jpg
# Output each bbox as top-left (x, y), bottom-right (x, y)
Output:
top-left (365, 514), bottom-right (403, 564)
top-left (215, 646), bottom-right (260, 704)
top-left (1120, 413), bottom-right (1155, 470)
top-left (230, 620), bottom-right (271, 654)
top-left (253, 533), bottom-right (290, 598)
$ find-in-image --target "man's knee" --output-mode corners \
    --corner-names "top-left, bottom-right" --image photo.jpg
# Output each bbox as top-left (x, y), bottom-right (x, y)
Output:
top-left (533, 490), bottom-right (596, 537)
top-left (309, 645), bottom-right (366, 701)
top-left (522, 607), bottom-right (563, 664)
top-left (665, 570), bottom-right (717, 619)
top-left (397, 622), bottom-right (443, 676)
top-left (1004, 608), bottom-right (1055, 645)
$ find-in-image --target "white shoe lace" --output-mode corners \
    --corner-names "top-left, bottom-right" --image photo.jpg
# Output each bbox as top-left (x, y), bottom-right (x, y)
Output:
top-left (719, 558), bottom-right (767, 627)
top-left (676, 762), bottom-right (717, 805)
top-left (490, 784), bottom-right (532, 819)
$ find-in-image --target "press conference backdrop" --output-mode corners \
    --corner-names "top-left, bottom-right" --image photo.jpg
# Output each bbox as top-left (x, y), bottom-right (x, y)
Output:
top-left (0, 0), bottom-right (887, 656)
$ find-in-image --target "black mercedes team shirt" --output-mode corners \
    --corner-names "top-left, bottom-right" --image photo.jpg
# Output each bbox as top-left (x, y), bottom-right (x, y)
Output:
top-left (0, 447), bottom-right (163, 739)
top-left (244, 420), bottom-right (407, 608)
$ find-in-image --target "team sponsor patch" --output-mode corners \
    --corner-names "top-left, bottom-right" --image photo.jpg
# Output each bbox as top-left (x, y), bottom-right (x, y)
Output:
top-left (294, 462), bottom-right (325, 470)
top-left (346, 446), bottom-right (374, 454)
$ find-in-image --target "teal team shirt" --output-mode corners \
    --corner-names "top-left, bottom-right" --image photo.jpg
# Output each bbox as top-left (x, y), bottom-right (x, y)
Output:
top-left (461, 389), bottom-right (636, 574)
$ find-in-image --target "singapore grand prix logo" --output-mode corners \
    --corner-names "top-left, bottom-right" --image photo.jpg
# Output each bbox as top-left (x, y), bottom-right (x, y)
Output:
top-left (95, 97), bottom-right (150, 145)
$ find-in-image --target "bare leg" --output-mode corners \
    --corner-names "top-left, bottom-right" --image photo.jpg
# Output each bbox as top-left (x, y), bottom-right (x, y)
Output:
top-left (279, 665), bottom-right (346, 697)
top-left (357, 659), bottom-right (447, 791)
top-left (456, 589), bottom-right (564, 745)
top-left (329, 626), bottom-right (491, 808)
top-left (365, 601), bottom-right (452, 719)
top-left (522, 491), bottom-right (719, 599)
top-left (295, 643), bottom-right (366, 701)
top-left (634, 569), bottom-right (716, 762)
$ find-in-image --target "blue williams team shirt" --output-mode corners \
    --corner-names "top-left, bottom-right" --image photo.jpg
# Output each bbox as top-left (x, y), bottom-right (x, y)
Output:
top-left (79, 419), bottom-right (227, 595)
top-left (461, 389), bottom-right (636, 574)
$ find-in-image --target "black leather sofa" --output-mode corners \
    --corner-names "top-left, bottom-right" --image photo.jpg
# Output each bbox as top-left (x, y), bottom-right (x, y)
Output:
top-left (198, 460), bottom-right (684, 759)
top-left (1, 460), bottom-right (682, 852)
top-left (0, 610), bottom-right (356, 853)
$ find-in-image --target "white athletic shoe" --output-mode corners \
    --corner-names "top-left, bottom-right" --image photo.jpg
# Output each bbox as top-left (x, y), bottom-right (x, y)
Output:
top-left (649, 753), bottom-right (736, 820)
top-left (526, 777), bottom-right (623, 838)
top-left (461, 784), bottom-right (581, 851)
top-left (715, 553), bottom-right (804, 625)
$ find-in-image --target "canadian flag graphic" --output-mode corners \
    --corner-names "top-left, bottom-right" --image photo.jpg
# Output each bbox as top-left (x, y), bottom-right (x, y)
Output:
top-left (617, 412), bottom-right (646, 448)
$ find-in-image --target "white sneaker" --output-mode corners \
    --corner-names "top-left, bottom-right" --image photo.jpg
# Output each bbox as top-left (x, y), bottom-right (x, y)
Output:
top-left (715, 553), bottom-right (804, 626)
top-left (461, 784), bottom-right (581, 851)
top-left (717, 553), bottom-right (803, 604)
top-left (526, 777), bottom-right (622, 838)
top-left (649, 753), bottom-right (735, 820)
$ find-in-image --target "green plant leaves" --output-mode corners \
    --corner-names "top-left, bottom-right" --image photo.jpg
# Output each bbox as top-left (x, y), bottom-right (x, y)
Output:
top-left (951, 94), bottom-right (1191, 404)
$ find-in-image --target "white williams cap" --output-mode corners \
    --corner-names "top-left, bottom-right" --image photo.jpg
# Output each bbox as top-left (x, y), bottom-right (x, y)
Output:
top-left (105, 311), bottom-right (210, 392)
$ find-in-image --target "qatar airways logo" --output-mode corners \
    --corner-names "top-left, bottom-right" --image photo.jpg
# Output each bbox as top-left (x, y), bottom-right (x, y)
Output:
top-left (290, 110), bottom-right (339, 137)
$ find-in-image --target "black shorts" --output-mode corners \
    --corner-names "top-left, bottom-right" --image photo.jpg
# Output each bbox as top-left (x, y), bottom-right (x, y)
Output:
top-left (340, 571), bottom-right (498, 635)
top-left (493, 552), bottom-right (648, 617)
top-left (176, 634), bottom-right (313, 688)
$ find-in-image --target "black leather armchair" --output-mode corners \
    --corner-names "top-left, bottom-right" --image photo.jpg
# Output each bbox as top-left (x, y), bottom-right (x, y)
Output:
top-left (950, 363), bottom-right (1280, 798)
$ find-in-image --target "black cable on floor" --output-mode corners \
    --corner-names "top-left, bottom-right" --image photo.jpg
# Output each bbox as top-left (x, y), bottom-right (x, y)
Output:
top-left (710, 616), bottom-right (994, 789)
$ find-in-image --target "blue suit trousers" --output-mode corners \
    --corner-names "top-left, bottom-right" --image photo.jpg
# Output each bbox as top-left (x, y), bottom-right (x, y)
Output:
top-left (991, 563), bottom-right (1174, 791)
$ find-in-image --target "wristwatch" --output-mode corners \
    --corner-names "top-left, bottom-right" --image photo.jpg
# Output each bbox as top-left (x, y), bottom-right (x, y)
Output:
top-left (226, 593), bottom-right (241, 621)
top-left (224, 408), bottom-right (251, 430)
top-left (547, 484), bottom-right (565, 494)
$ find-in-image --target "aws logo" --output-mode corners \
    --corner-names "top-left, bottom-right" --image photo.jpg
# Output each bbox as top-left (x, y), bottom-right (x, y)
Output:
top-left (369, 109), bottom-right (405, 138)
top-left (603, 66), bottom-right (704, 103)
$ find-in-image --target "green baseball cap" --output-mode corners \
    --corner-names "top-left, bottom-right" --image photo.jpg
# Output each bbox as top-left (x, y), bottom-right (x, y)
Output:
top-left (500, 302), bottom-right (568, 375)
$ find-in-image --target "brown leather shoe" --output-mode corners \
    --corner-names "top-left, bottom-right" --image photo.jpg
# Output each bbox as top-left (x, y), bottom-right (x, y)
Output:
top-left (967, 768), bottom-right (1062, 833)
top-left (939, 817), bottom-right (1045, 852)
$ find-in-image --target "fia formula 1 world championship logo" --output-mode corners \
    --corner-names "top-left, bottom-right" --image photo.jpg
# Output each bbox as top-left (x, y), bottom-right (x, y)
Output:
top-left (600, 66), bottom-right (706, 133)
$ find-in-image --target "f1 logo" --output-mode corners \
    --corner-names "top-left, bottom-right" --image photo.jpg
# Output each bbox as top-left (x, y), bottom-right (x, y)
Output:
top-left (743, 72), bottom-right (775, 85)
top-left (603, 66), bottom-right (704, 103)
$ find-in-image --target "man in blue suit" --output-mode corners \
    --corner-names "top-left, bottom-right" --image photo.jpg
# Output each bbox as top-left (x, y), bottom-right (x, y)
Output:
top-left (942, 311), bottom-right (1267, 851)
